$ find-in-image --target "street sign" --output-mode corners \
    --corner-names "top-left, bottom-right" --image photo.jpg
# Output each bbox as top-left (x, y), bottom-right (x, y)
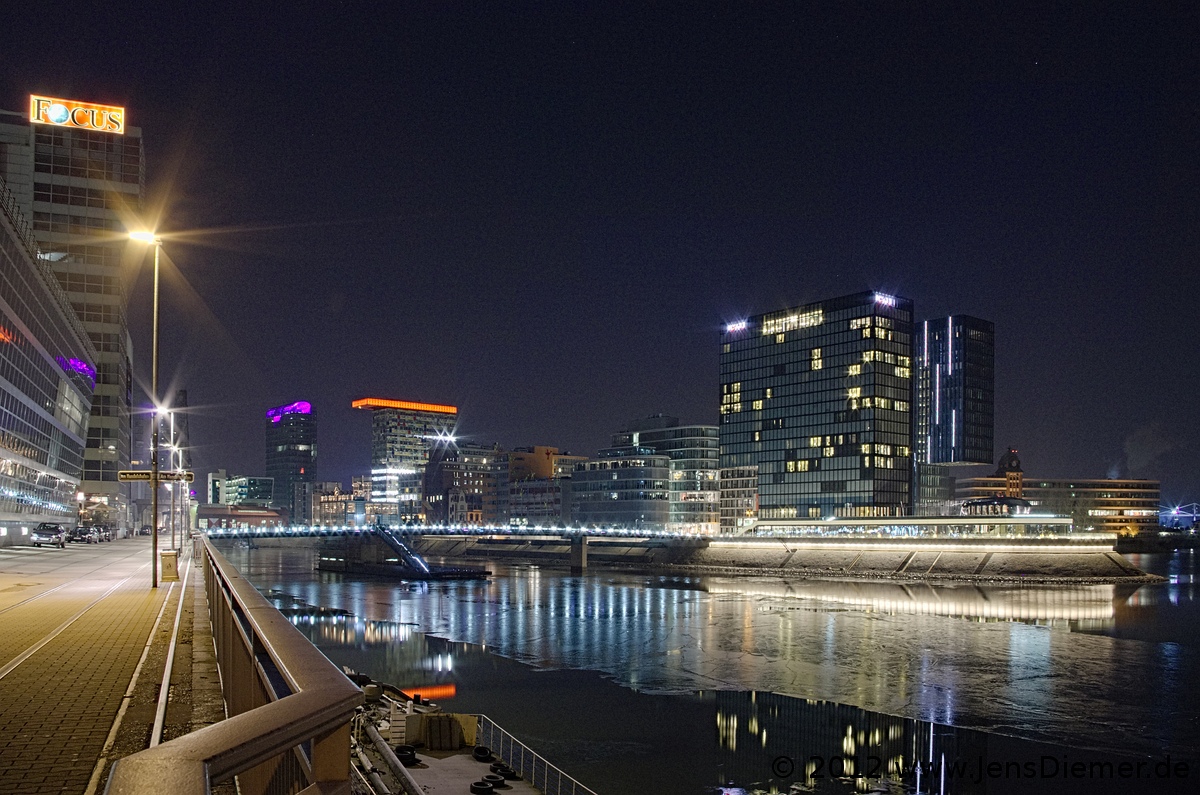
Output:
top-left (118, 470), bottom-right (194, 483)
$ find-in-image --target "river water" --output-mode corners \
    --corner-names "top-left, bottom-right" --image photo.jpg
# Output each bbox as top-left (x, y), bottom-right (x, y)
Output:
top-left (218, 544), bottom-right (1198, 794)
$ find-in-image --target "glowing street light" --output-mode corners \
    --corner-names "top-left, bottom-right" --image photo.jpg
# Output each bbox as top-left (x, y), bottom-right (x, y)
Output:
top-left (131, 231), bottom-right (164, 588)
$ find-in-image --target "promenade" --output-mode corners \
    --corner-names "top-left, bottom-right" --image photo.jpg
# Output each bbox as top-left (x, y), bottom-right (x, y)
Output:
top-left (0, 536), bottom-right (224, 795)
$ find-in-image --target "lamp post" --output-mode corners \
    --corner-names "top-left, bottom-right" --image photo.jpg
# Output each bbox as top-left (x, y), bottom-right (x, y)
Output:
top-left (169, 445), bottom-right (178, 551)
top-left (131, 231), bottom-right (162, 588)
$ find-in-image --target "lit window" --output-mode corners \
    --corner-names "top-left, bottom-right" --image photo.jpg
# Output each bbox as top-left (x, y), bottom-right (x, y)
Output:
top-left (752, 400), bottom-right (763, 410)
top-left (847, 387), bottom-right (861, 399)
top-left (848, 364), bottom-right (862, 376)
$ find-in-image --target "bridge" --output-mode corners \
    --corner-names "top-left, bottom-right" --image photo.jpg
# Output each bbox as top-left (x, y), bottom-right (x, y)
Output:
top-left (197, 517), bottom-right (1148, 582)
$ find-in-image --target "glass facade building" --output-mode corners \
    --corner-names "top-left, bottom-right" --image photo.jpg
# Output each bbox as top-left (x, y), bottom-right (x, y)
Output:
top-left (352, 398), bottom-right (458, 522)
top-left (572, 447), bottom-right (670, 531)
top-left (915, 316), bottom-right (994, 466)
top-left (0, 103), bottom-right (144, 529)
top-left (611, 415), bottom-right (719, 534)
top-left (0, 173), bottom-right (96, 542)
top-left (719, 291), bottom-right (915, 519)
top-left (265, 400), bottom-right (316, 520)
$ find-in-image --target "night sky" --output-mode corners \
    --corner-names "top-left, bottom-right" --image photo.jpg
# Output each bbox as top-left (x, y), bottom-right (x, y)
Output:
top-left (4, 3), bottom-right (1198, 499)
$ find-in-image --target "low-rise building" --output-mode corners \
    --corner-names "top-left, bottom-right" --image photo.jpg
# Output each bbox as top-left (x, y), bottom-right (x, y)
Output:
top-left (572, 446), bottom-right (670, 531)
top-left (613, 416), bottom-right (719, 534)
top-left (509, 477), bottom-right (574, 527)
top-left (956, 475), bottom-right (1160, 536)
top-left (224, 476), bottom-right (274, 507)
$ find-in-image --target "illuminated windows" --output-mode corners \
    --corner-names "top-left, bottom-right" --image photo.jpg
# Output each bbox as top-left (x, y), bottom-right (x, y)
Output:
top-left (719, 290), bottom-right (914, 517)
top-left (761, 308), bottom-right (823, 335)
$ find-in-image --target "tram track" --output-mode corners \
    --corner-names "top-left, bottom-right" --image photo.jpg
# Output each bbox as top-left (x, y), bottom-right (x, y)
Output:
top-left (0, 562), bottom-right (147, 682)
top-left (0, 545), bottom-right (149, 618)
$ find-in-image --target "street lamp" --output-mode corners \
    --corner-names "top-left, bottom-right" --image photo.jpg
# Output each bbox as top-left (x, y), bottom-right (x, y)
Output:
top-left (131, 231), bottom-right (163, 588)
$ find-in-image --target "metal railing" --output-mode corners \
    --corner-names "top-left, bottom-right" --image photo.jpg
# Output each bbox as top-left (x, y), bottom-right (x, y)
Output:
top-left (475, 714), bottom-right (599, 795)
top-left (105, 538), bottom-right (364, 795)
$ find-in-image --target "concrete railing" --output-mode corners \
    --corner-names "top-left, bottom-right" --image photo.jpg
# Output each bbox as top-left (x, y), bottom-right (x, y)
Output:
top-left (105, 538), bottom-right (363, 795)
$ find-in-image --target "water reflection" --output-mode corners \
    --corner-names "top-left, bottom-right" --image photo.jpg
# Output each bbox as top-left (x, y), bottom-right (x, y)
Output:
top-left (274, 605), bottom-right (1190, 794)
top-left (223, 544), bottom-right (1200, 769)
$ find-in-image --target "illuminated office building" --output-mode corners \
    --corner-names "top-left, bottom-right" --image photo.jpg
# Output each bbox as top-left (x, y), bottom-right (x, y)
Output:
top-left (0, 170), bottom-right (96, 543)
top-left (718, 465), bottom-right (758, 533)
top-left (572, 447), bottom-right (671, 531)
top-left (915, 316), bottom-right (994, 465)
top-left (913, 315), bottom-right (994, 508)
top-left (223, 475), bottom-right (274, 507)
top-left (352, 397), bottom-right (458, 522)
top-left (611, 415), bottom-right (719, 534)
top-left (265, 400), bottom-right (316, 521)
top-left (423, 441), bottom-right (508, 525)
top-left (507, 445), bottom-right (585, 527)
top-left (0, 96), bottom-right (144, 529)
top-left (719, 291), bottom-right (915, 519)
top-left (957, 469), bottom-right (1160, 537)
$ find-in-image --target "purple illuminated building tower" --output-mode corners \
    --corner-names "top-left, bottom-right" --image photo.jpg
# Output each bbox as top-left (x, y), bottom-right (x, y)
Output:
top-left (265, 401), bottom-right (316, 522)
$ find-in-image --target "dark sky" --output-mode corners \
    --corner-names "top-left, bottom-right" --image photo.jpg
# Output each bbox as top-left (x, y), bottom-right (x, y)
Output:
top-left (4, 2), bottom-right (1198, 500)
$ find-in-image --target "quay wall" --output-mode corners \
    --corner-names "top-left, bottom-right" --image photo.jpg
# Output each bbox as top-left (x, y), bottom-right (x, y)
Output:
top-left (413, 535), bottom-right (1159, 583)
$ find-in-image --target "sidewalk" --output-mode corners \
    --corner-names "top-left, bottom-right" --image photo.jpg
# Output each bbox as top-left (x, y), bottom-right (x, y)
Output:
top-left (0, 537), bottom-right (223, 794)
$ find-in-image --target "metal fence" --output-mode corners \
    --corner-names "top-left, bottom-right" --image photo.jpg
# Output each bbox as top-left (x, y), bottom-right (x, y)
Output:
top-left (104, 538), bottom-right (364, 795)
top-left (474, 714), bottom-right (599, 795)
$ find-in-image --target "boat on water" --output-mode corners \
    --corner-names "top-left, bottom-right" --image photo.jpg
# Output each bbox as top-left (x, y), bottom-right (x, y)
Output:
top-left (346, 669), bottom-right (596, 795)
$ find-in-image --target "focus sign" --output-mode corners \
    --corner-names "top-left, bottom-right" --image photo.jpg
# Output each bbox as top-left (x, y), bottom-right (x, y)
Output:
top-left (30, 95), bottom-right (125, 134)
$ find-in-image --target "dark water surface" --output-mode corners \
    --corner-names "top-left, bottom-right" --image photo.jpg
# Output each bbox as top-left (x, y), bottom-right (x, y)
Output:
top-left (220, 544), bottom-right (1198, 794)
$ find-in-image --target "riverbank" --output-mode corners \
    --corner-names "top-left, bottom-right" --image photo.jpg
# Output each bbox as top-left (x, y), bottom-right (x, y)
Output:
top-left (412, 535), bottom-right (1163, 584)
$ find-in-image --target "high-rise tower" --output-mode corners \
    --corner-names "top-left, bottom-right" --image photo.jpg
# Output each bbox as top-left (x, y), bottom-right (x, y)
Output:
top-left (0, 166), bottom-right (96, 540)
top-left (265, 400), bottom-right (316, 521)
top-left (0, 96), bottom-right (144, 529)
top-left (913, 316), bottom-right (994, 509)
top-left (915, 316), bottom-right (994, 466)
top-left (719, 291), bottom-right (915, 520)
top-left (351, 398), bottom-right (458, 523)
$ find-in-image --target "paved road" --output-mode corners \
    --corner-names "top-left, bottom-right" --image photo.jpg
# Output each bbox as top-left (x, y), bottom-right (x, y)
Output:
top-left (0, 537), bottom-right (186, 794)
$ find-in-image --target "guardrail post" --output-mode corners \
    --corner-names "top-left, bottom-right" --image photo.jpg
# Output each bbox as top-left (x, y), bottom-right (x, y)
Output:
top-left (310, 722), bottom-right (353, 785)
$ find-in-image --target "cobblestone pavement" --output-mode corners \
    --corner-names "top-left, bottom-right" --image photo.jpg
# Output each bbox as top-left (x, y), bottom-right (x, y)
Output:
top-left (0, 537), bottom-right (214, 795)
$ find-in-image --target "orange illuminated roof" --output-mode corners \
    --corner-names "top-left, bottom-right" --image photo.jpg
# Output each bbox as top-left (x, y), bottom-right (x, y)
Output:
top-left (352, 398), bottom-right (458, 414)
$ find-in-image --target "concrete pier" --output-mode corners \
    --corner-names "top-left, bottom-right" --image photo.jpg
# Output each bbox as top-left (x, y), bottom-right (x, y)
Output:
top-left (569, 535), bottom-right (588, 573)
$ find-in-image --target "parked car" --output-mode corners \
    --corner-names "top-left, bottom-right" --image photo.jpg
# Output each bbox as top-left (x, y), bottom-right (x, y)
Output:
top-left (32, 523), bottom-right (67, 548)
top-left (69, 526), bottom-right (98, 544)
top-left (94, 524), bottom-right (113, 542)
